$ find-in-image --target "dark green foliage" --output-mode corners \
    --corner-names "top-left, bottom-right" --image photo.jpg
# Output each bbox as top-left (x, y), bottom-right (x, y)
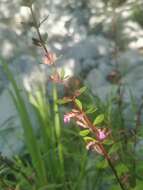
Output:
top-left (132, 6), bottom-right (143, 27)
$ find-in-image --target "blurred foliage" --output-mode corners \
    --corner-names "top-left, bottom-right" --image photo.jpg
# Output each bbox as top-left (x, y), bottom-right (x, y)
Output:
top-left (132, 6), bottom-right (143, 28)
top-left (102, 0), bottom-right (127, 7)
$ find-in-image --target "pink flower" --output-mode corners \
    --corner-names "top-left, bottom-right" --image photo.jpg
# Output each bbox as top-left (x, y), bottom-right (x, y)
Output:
top-left (97, 128), bottom-right (111, 141)
top-left (64, 114), bottom-right (71, 123)
top-left (64, 109), bottom-right (89, 128)
top-left (43, 52), bottom-right (57, 65)
top-left (98, 129), bottom-right (106, 140)
top-left (63, 111), bottom-right (76, 124)
top-left (64, 109), bottom-right (85, 125)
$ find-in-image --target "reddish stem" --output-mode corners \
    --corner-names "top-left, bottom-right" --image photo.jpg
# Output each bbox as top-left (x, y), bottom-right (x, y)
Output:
top-left (73, 99), bottom-right (126, 190)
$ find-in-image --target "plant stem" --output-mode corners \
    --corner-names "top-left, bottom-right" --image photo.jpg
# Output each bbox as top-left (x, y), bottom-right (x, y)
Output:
top-left (30, 3), bottom-right (65, 183)
top-left (52, 82), bottom-right (65, 176)
top-left (99, 144), bottom-right (126, 190)
top-left (107, 156), bottom-right (126, 190)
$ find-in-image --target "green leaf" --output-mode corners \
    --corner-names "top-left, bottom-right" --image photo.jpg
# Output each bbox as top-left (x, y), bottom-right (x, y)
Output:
top-left (108, 142), bottom-right (120, 154)
top-left (96, 159), bottom-right (108, 169)
top-left (75, 99), bottom-right (82, 110)
top-left (79, 129), bottom-right (90, 137)
top-left (57, 98), bottom-right (72, 104)
top-left (60, 68), bottom-right (65, 80)
top-left (2, 63), bottom-right (48, 186)
top-left (111, 185), bottom-right (122, 190)
top-left (78, 86), bottom-right (87, 94)
top-left (83, 137), bottom-right (96, 142)
top-left (103, 139), bottom-right (114, 145)
top-left (93, 114), bottom-right (104, 125)
top-left (86, 106), bottom-right (97, 114)
top-left (29, 93), bottom-right (38, 108)
top-left (130, 180), bottom-right (143, 190)
top-left (116, 163), bottom-right (129, 176)
top-left (42, 33), bottom-right (48, 42)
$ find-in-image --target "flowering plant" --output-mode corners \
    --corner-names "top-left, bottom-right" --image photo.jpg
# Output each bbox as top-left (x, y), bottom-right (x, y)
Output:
top-left (28, 10), bottom-right (126, 188)
top-left (2, 1), bottom-right (142, 190)
top-left (42, 49), bottom-right (126, 189)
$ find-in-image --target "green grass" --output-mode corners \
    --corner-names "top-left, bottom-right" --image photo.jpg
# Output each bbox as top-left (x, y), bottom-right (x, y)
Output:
top-left (1, 62), bottom-right (89, 190)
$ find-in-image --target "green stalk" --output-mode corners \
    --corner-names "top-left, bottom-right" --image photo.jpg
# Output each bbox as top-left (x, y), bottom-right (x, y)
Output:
top-left (3, 63), bottom-right (48, 187)
top-left (52, 83), bottom-right (65, 178)
top-left (29, 87), bottom-right (56, 181)
top-left (73, 152), bottom-right (87, 190)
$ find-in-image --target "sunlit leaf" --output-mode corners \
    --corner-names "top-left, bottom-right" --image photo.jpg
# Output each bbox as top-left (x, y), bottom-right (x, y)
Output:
top-left (75, 99), bottom-right (82, 110)
top-left (83, 136), bottom-right (96, 142)
top-left (96, 159), bottom-right (108, 169)
top-left (79, 129), bottom-right (90, 137)
top-left (78, 86), bottom-right (87, 94)
top-left (60, 68), bottom-right (65, 80)
top-left (93, 114), bottom-right (104, 125)
top-left (103, 139), bottom-right (114, 145)
top-left (57, 98), bottom-right (72, 104)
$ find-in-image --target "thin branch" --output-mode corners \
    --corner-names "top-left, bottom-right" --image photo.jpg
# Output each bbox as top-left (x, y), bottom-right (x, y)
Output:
top-left (30, 5), bottom-right (48, 54)
top-left (99, 144), bottom-right (126, 190)
top-left (39, 15), bottom-right (49, 27)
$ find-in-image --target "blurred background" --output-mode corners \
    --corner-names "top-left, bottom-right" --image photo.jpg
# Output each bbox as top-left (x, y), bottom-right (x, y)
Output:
top-left (0, 0), bottom-right (143, 157)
